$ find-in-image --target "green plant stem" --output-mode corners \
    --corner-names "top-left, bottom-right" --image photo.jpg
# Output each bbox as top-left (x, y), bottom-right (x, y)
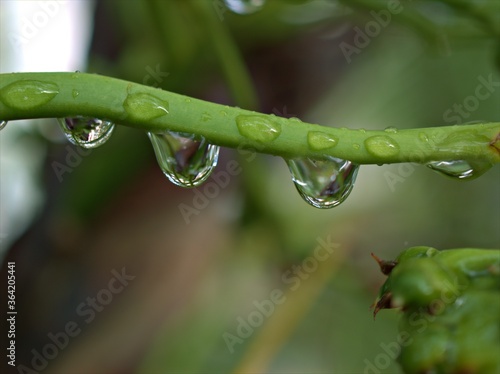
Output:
top-left (1, 72), bottom-right (499, 165)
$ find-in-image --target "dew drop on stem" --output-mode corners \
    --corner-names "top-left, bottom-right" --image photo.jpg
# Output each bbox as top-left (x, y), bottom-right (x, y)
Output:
top-left (0, 120), bottom-right (7, 131)
top-left (0, 80), bottom-right (59, 110)
top-left (224, 0), bottom-right (265, 14)
top-left (286, 156), bottom-right (359, 209)
top-left (58, 116), bottom-right (115, 149)
top-left (426, 160), bottom-right (492, 180)
top-left (148, 131), bottom-right (220, 188)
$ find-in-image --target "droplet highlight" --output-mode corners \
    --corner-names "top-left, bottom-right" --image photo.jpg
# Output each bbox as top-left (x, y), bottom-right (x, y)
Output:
top-left (286, 156), bottom-right (359, 209)
top-left (0, 120), bottom-right (7, 131)
top-left (307, 131), bottom-right (338, 150)
top-left (426, 160), bottom-right (492, 180)
top-left (123, 92), bottom-right (169, 122)
top-left (148, 131), bottom-right (220, 188)
top-left (58, 116), bottom-right (115, 149)
top-left (224, 0), bottom-right (265, 15)
top-left (364, 135), bottom-right (400, 159)
top-left (0, 80), bottom-right (59, 110)
top-left (236, 115), bottom-right (281, 143)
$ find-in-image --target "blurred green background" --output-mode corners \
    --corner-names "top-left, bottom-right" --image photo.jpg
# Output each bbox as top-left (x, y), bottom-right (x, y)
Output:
top-left (1, 0), bottom-right (499, 373)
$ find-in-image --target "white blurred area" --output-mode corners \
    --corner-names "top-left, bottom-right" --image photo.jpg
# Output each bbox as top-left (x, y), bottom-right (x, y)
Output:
top-left (0, 0), bottom-right (94, 258)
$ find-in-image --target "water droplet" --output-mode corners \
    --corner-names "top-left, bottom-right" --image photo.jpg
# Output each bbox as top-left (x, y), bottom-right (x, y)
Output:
top-left (353, 143), bottom-right (360, 150)
top-left (419, 132), bottom-right (429, 142)
top-left (184, 98), bottom-right (192, 103)
top-left (224, 0), bottom-right (265, 14)
top-left (289, 117), bottom-right (302, 123)
top-left (426, 160), bottom-right (492, 180)
top-left (201, 112), bottom-right (212, 122)
top-left (58, 116), bottom-right (115, 149)
top-left (286, 156), bottom-right (359, 209)
top-left (307, 131), bottom-right (338, 150)
top-left (384, 126), bottom-right (398, 134)
top-left (148, 131), bottom-right (219, 188)
top-left (364, 135), bottom-right (400, 159)
top-left (123, 92), bottom-right (169, 122)
top-left (236, 115), bottom-right (281, 143)
top-left (0, 120), bottom-right (7, 131)
top-left (72, 89), bottom-right (79, 99)
top-left (0, 80), bottom-right (59, 110)
top-left (220, 110), bottom-right (228, 117)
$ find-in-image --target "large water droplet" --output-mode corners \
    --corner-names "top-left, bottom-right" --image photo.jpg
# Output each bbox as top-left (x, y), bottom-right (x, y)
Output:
top-left (0, 120), bottom-right (7, 131)
top-left (123, 92), bottom-right (169, 122)
top-left (286, 156), bottom-right (359, 209)
top-left (364, 135), bottom-right (400, 159)
top-left (0, 80), bottom-right (59, 110)
top-left (236, 115), bottom-right (281, 143)
top-left (58, 116), bottom-right (115, 149)
top-left (426, 160), bottom-right (492, 180)
top-left (307, 131), bottom-right (338, 151)
top-left (148, 131), bottom-right (219, 188)
top-left (224, 0), bottom-right (265, 14)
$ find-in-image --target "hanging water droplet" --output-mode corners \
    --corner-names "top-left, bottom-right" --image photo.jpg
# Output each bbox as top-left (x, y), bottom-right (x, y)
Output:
top-left (364, 135), bottom-right (400, 160)
top-left (286, 156), bottom-right (359, 209)
top-left (123, 92), bottom-right (169, 122)
top-left (224, 0), bottom-right (265, 15)
top-left (58, 116), bottom-right (115, 149)
top-left (307, 131), bottom-right (338, 150)
top-left (426, 160), bottom-right (492, 180)
top-left (0, 80), bottom-right (59, 110)
top-left (148, 131), bottom-right (219, 188)
top-left (236, 115), bottom-right (281, 143)
top-left (0, 120), bottom-right (7, 131)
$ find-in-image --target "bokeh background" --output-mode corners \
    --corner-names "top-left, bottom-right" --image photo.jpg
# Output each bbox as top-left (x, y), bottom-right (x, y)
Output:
top-left (1, 0), bottom-right (499, 373)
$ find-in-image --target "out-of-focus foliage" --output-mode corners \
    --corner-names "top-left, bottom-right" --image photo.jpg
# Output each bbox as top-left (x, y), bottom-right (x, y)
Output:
top-left (373, 247), bottom-right (500, 374)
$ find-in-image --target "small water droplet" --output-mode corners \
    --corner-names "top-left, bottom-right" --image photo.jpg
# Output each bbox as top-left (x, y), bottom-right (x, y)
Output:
top-left (353, 143), bottom-right (360, 150)
top-left (148, 131), bottom-right (220, 188)
top-left (123, 92), bottom-right (169, 122)
top-left (286, 156), bottom-right (359, 209)
top-left (0, 80), bottom-right (59, 110)
top-left (364, 135), bottom-right (400, 159)
top-left (185, 98), bottom-right (191, 103)
top-left (419, 132), bottom-right (429, 142)
top-left (426, 160), bottom-right (492, 180)
top-left (289, 117), bottom-right (302, 123)
top-left (72, 89), bottom-right (79, 99)
top-left (201, 112), bottom-right (212, 122)
top-left (220, 110), bottom-right (228, 117)
top-left (0, 120), bottom-right (7, 131)
top-left (384, 126), bottom-right (398, 134)
top-left (307, 131), bottom-right (338, 150)
top-left (58, 116), bottom-right (115, 149)
top-left (236, 115), bottom-right (281, 143)
top-left (224, 0), bottom-right (265, 14)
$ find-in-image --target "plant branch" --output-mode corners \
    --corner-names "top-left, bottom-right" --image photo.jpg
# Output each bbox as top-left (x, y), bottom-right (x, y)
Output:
top-left (1, 72), bottom-right (499, 166)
